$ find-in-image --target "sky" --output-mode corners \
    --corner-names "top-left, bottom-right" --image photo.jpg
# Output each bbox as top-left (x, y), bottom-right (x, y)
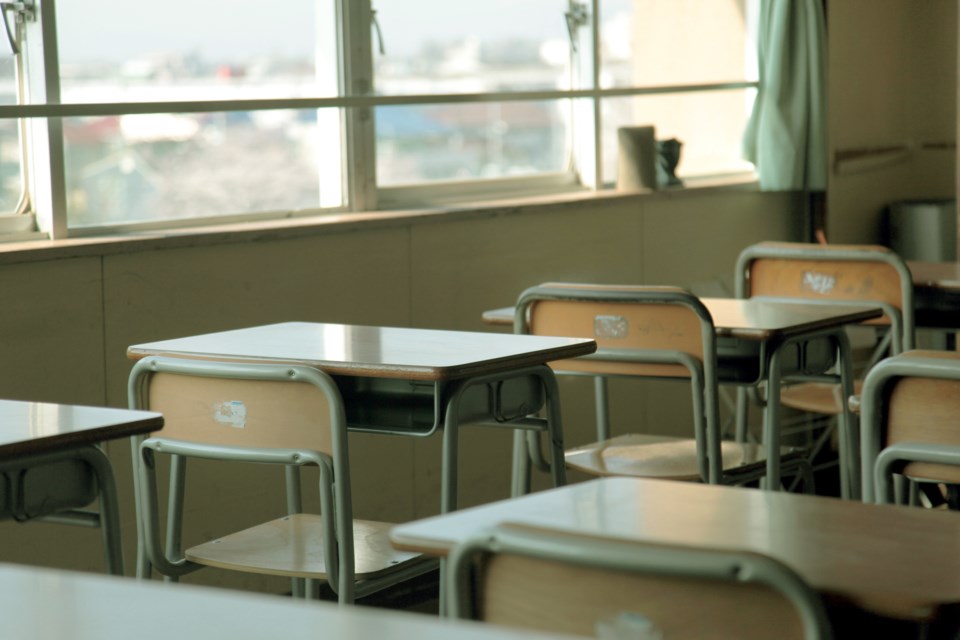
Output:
top-left (55, 0), bottom-right (584, 64)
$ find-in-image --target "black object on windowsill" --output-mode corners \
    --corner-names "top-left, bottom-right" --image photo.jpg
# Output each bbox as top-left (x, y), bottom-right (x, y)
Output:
top-left (657, 138), bottom-right (684, 188)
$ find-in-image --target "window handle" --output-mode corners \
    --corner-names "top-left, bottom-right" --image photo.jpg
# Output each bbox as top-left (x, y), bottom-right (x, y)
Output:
top-left (564, 0), bottom-right (589, 53)
top-left (0, 1), bottom-right (34, 55)
top-left (371, 8), bottom-right (386, 56)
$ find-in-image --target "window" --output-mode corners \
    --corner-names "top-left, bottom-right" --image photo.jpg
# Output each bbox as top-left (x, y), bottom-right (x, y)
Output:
top-left (0, 54), bottom-right (22, 211)
top-left (55, 0), bottom-right (343, 229)
top-left (599, 0), bottom-right (758, 181)
top-left (372, 1), bottom-right (574, 188)
top-left (2, 0), bottom-right (757, 239)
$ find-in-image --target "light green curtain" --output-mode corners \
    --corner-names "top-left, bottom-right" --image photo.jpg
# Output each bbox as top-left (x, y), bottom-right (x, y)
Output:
top-left (742, 0), bottom-right (827, 190)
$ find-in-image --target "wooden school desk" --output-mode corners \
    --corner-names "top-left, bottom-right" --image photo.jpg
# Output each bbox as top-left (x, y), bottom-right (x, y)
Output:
top-left (391, 476), bottom-right (960, 625)
top-left (128, 322), bottom-right (596, 512)
top-left (484, 297), bottom-right (882, 497)
top-left (0, 400), bottom-right (163, 574)
top-left (0, 563), bottom-right (577, 640)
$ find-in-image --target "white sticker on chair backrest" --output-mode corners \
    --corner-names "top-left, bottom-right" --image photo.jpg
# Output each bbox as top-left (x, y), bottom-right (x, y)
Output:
top-left (213, 401), bottom-right (247, 428)
top-left (801, 271), bottom-right (836, 295)
top-left (595, 315), bottom-right (628, 339)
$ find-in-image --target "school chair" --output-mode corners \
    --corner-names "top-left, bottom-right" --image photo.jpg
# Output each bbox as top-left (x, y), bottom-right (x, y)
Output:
top-left (128, 356), bottom-right (435, 604)
top-left (734, 242), bottom-right (915, 494)
top-left (860, 350), bottom-right (960, 505)
top-left (448, 522), bottom-right (833, 640)
top-left (515, 283), bottom-right (810, 488)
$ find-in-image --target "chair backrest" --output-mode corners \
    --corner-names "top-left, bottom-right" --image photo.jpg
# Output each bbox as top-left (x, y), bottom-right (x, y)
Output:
top-left (735, 242), bottom-right (915, 353)
top-left (134, 360), bottom-right (337, 455)
top-left (861, 350), bottom-right (960, 503)
top-left (515, 283), bottom-right (715, 380)
top-left (127, 356), bottom-right (355, 595)
top-left (449, 523), bottom-right (832, 640)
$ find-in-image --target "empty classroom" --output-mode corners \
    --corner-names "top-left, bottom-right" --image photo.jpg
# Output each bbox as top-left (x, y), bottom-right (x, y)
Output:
top-left (0, 1), bottom-right (957, 638)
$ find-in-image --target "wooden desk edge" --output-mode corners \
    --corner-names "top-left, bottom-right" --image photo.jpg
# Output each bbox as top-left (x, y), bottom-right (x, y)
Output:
top-left (389, 531), bottom-right (452, 557)
top-left (0, 414), bottom-right (164, 459)
top-left (126, 342), bottom-right (596, 382)
top-left (482, 301), bottom-right (885, 341)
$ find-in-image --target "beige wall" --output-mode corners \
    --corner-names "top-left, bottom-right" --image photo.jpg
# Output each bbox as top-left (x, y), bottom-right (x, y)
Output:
top-left (827, 0), bottom-right (957, 244)
top-left (0, 188), bottom-right (802, 590)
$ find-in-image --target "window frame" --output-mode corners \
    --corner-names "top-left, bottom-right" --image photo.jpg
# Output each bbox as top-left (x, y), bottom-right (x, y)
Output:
top-left (1, 0), bottom-right (758, 240)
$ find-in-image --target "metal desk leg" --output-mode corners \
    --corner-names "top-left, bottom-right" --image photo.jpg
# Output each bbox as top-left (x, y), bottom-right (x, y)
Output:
top-left (510, 430), bottom-right (530, 498)
top-left (285, 465), bottom-right (306, 598)
top-left (735, 386), bottom-right (751, 443)
top-left (164, 454), bottom-right (187, 583)
top-left (441, 401), bottom-right (462, 514)
top-left (594, 376), bottom-right (610, 442)
top-left (764, 346), bottom-right (784, 491)
top-left (445, 365), bottom-right (566, 511)
top-left (835, 331), bottom-right (857, 500)
top-left (130, 435), bottom-right (151, 579)
top-left (438, 557), bottom-right (449, 616)
top-left (79, 446), bottom-right (124, 576)
top-left (511, 367), bottom-right (566, 496)
top-left (540, 367), bottom-right (567, 490)
top-left (762, 330), bottom-right (857, 498)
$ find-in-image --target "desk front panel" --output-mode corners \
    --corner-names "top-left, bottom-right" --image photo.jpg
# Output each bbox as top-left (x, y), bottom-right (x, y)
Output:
top-left (336, 373), bottom-right (545, 437)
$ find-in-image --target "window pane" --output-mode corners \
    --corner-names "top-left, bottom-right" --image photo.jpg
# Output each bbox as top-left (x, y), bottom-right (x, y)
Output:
top-left (602, 90), bottom-right (755, 185)
top-left (601, 0), bottom-right (757, 88)
top-left (64, 109), bottom-right (336, 227)
top-left (57, 0), bottom-right (331, 101)
top-left (373, 0), bottom-right (574, 95)
top-left (376, 101), bottom-right (570, 185)
top-left (0, 53), bottom-right (21, 211)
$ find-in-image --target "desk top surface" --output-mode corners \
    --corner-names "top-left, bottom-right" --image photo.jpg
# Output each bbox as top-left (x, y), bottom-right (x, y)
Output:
top-left (391, 477), bottom-right (960, 621)
top-left (128, 322), bottom-right (597, 381)
top-left (484, 297), bottom-right (882, 341)
top-left (0, 564), bottom-right (574, 640)
top-left (909, 260), bottom-right (960, 291)
top-left (0, 400), bottom-right (162, 458)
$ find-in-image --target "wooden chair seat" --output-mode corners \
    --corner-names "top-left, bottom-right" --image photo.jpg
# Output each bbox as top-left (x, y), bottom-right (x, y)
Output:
top-left (565, 434), bottom-right (806, 483)
top-left (186, 514), bottom-right (428, 580)
top-left (779, 380), bottom-right (864, 416)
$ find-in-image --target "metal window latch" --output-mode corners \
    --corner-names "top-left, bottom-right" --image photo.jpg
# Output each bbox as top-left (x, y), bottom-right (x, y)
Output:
top-left (370, 8), bottom-right (386, 56)
top-left (564, 0), bottom-right (589, 53)
top-left (1, 1), bottom-right (35, 55)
